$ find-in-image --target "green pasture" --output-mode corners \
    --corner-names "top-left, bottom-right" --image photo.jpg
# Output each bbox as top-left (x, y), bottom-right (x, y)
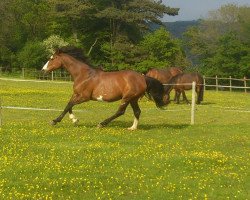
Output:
top-left (0, 79), bottom-right (249, 199)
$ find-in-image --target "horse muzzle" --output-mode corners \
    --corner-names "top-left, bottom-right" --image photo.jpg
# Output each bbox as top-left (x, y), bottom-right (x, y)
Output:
top-left (41, 69), bottom-right (49, 75)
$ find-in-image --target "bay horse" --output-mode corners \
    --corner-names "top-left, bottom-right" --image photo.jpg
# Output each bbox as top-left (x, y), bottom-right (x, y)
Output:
top-left (146, 67), bottom-right (184, 101)
top-left (146, 67), bottom-right (183, 83)
top-left (41, 46), bottom-right (169, 130)
top-left (165, 72), bottom-right (204, 104)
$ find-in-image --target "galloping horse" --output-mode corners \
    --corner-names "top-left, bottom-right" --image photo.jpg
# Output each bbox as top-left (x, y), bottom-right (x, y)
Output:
top-left (41, 46), bottom-right (169, 130)
top-left (165, 72), bottom-right (204, 104)
top-left (146, 67), bottom-right (184, 101)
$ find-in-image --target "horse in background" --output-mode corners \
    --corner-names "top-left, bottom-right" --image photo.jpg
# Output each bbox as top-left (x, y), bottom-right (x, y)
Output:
top-left (165, 72), bottom-right (204, 104)
top-left (41, 46), bottom-right (169, 130)
top-left (146, 67), bottom-right (184, 101)
top-left (146, 67), bottom-right (183, 83)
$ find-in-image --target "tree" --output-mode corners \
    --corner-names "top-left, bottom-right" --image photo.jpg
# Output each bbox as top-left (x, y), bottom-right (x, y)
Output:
top-left (0, 0), bottom-right (50, 68)
top-left (137, 27), bottom-right (189, 72)
top-left (204, 32), bottom-right (250, 77)
top-left (0, 0), bottom-right (181, 70)
top-left (43, 35), bottom-right (69, 54)
top-left (94, 0), bottom-right (179, 66)
top-left (17, 41), bottom-right (48, 69)
top-left (183, 4), bottom-right (250, 77)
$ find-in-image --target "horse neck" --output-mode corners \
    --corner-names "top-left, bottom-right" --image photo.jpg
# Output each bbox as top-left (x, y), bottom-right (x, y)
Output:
top-left (164, 84), bottom-right (173, 94)
top-left (61, 55), bottom-right (92, 80)
top-left (165, 77), bottom-right (176, 93)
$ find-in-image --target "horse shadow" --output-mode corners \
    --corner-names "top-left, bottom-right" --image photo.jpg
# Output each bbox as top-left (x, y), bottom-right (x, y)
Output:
top-left (76, 120), bottom-right (189, 130)
top-left (198, 102), bottom-right (215, 105)
top-left (139, 123), bottom-right (189, 130)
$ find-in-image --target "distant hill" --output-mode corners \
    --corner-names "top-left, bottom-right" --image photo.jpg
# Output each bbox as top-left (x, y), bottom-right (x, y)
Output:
top-left (163, 20), bottom-right (200, 38)
top-left (149, 20), bottom-right (200, 38)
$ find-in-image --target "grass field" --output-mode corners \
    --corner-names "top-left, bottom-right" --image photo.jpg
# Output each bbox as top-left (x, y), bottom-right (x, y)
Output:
top-left (0, 79), bottom-right (249, 199)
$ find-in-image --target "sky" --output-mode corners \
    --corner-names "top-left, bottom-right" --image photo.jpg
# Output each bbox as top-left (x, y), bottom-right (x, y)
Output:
top-left (162, 0), bottom-right (250, 22)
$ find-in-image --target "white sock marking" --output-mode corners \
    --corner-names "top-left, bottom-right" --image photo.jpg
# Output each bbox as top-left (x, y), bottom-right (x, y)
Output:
top-left (69, 113), bottom-right (78, 123)
top-left (97, 95), bottom-right (104, 102)
top-left (128, 118), bottom-right (139, 130)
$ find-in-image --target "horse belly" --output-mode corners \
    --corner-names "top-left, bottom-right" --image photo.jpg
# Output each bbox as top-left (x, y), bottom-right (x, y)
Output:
top-left (92, 84), bottom-right (123, 102)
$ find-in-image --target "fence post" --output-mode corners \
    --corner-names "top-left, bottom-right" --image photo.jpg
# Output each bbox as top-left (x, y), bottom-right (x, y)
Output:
top-left (216, 75), bottom-right (218, 91)
top-left (0, 97), bottom-right (2, 126)
top-left (191, 81), bottom-right (196, 125)
top-left (22, 68), bottom-right (25, 79)
top-left (244, 76), bottom-right (247, 93)
top-left (52, 71), bottom-right (54, 81)
top-left (229, 76), bottom-right (232, 92)
top-left (203, 75), bottom-right (206, 91)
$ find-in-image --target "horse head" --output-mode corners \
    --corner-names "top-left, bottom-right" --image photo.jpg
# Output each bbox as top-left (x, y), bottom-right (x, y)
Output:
top-left (41, 49), bottom-right (63, 74)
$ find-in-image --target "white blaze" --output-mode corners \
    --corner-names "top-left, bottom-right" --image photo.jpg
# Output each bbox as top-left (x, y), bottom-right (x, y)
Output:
top-left (42, 56), bottom-right (53, 71)
top-left (42, 61), bottom-right (49, 70)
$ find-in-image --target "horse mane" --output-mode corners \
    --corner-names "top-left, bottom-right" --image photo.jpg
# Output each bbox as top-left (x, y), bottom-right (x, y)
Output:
top-left (57, 46), bottom-right (89, 63)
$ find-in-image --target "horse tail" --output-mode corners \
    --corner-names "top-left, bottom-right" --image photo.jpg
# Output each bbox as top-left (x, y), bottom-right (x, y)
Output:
top-left (144, 76), bottom-right (167, 108)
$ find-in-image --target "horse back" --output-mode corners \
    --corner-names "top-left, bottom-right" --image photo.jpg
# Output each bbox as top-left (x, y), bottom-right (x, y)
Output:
top-left (168, 67), bottom-right (183, 77)
top-left (91, 70), bottom-right (146, 102)
top-left (146, 68), bottom-right (173, 83)
top-left (171, 72), bottom-right (203, 90)
top-left (180, 72), bottom-right (203, 84)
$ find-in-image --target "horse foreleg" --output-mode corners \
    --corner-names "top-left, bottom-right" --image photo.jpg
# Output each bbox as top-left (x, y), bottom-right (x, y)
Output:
top-left (128, 100), bottom-right (141, 130)
top-left (98, 102), bottom-right (129, 128)
top-left (51, 94), bottom-right (82, 125)
top-left (51, 102), bottom-right (74, 125)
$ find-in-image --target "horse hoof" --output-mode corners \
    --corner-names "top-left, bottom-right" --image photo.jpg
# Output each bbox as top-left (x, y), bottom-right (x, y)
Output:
top-left (97, 122), bottom-right (107, 128)
top-left (128, 127), bottom-right (137, 131)
top-left (50, 120), bottom-right (57, 126)
top-left (73, 119), bottom-right (79, 125)
top-left (97, 123), bottom-right (104, 128)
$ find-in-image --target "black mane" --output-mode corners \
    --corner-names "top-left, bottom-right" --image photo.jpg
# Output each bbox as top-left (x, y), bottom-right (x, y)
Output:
top-left (57, 46), bottom-right (88, 62)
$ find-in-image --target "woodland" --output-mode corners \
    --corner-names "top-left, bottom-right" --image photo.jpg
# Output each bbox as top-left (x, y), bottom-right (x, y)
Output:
top-left (0, 0), bottom-right (249, 77)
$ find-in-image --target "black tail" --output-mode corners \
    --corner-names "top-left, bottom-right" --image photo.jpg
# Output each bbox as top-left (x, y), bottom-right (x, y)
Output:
top-left (144, 76), bottom-right (166, 108)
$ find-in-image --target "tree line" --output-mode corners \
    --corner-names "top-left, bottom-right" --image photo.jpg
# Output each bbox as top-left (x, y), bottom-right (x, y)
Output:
top-left (0, 1), bottom-right (249, 77)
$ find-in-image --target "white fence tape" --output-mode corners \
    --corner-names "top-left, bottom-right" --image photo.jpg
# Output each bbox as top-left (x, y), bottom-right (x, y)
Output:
top-left (0, 78), bottom-right (72, 84)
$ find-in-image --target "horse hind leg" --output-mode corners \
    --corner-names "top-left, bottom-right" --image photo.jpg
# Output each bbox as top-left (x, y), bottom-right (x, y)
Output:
top-left (173, 90), bottom-right (177, 102)
top-left (176, 91), bottom-right (181, 104)
top-left (128, 99), bottom-right (141, 131)
top-left (182, 91), bottom-right (190, 104)
top-left (196, 86), bottom-right (203, 104)
top-left (98, 101), bottom-right (129, 128)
